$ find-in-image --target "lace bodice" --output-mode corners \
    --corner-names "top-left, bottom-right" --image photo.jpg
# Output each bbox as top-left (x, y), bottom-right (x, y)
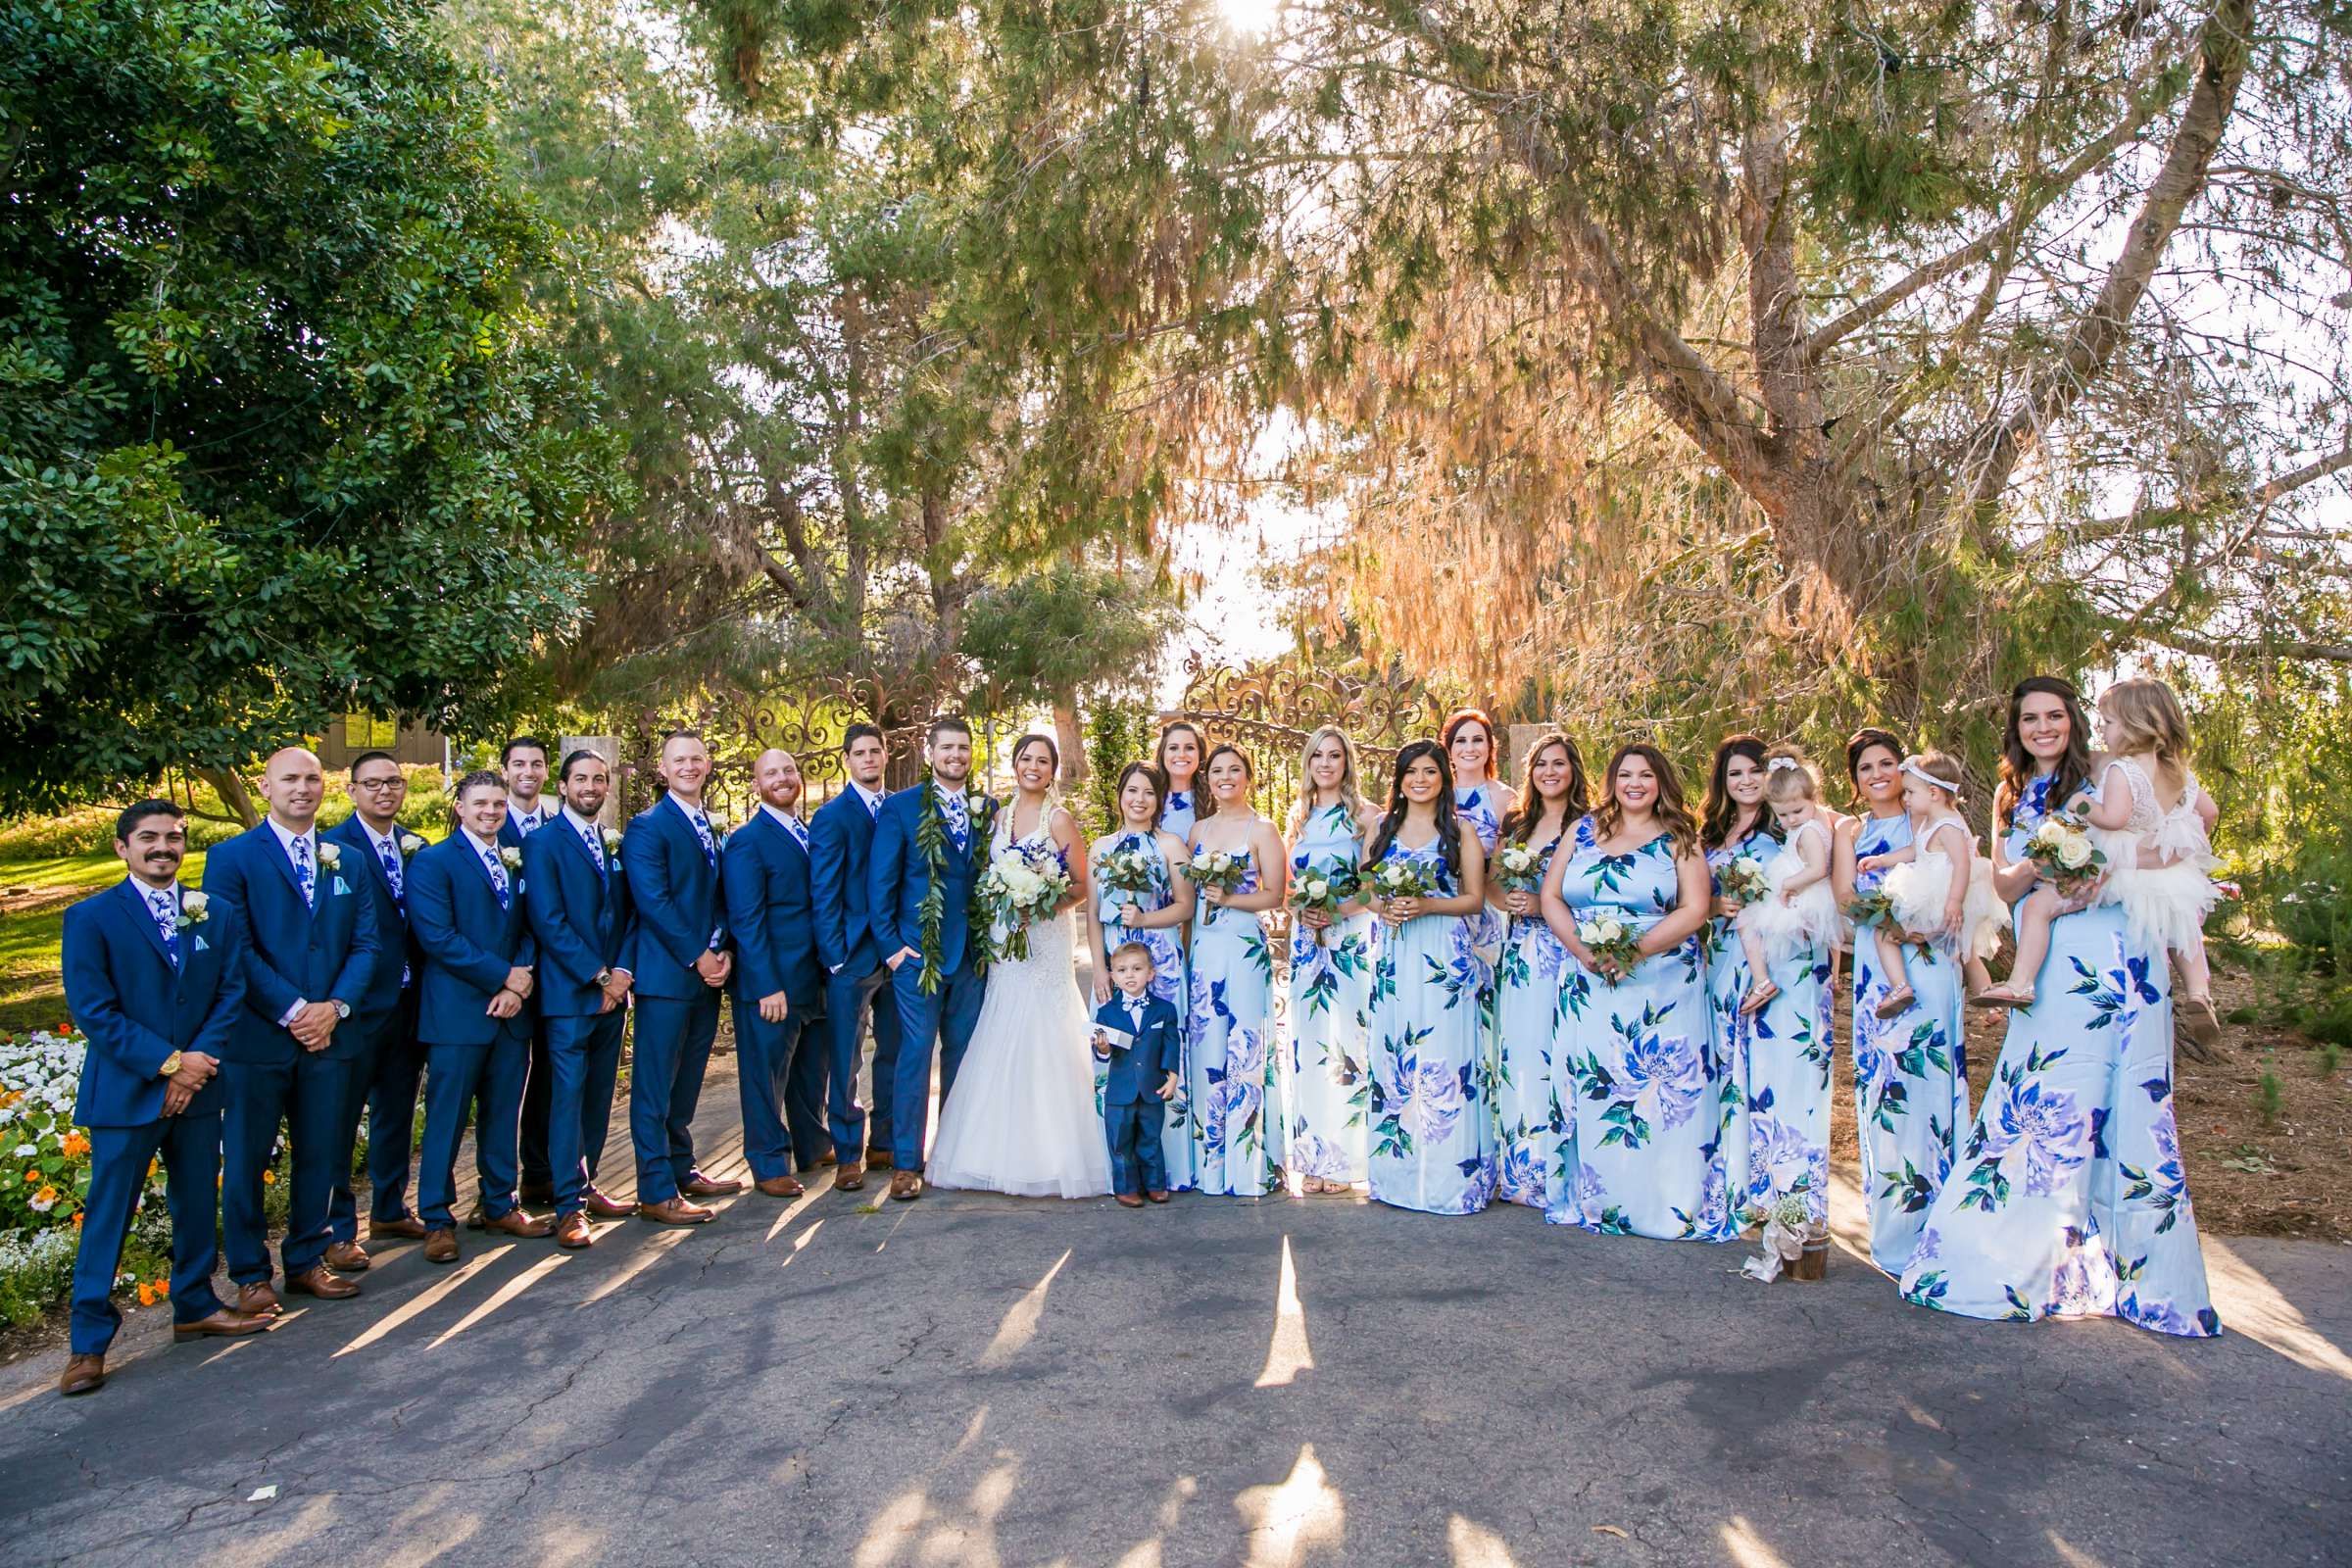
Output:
top-left (2102, 757), bottom-right (2199, 837)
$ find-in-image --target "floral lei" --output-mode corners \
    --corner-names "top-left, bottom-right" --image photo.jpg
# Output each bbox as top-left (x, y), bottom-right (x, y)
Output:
top-left (913, 769), bottom-right (1000, 993)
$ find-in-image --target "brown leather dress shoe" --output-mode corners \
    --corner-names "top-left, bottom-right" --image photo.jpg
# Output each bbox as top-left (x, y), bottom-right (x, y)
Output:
top-left (832, 1162), bottom-right (866, 1194)
top-left (1146, 1190), bottom-right (1171, 1204)
top-left (681, 1170), bottom-right (744, 1198)
top-left (480, 1207), bottom-right (554, 1239)
top-left (637, 1198), bottom-right (714, 1226)
top-left (369, 1215), bottom-right (428, 1242)
top-left (236, 1281), bottom-right (281, 1317)
top-left (173, 1308), bottom-right (270, 1341)
top-left (59, 1352), bottom-right (106, 1396)
top-left (866, 1147), bottom-right (895, 1170)
top-left (555, 1211), bottom-right (594, 1250)
top-left (817, 1152), bottom-right (837, 1168)
top-left (1115, 1192), bottom-right (1145, 1208)
top-left (324, 1240), bottom-right (369, 1273)
top-left (888, 1170), bottom-right (923, 1201)
top-left (583, 1187), bottom-right (634, 1219)
top-left (285, 1264), bottom-right (360, 1300)
top-left (424, 1228), bottom-right (460, 1264)
top-left (756, 1174), bottom-right (806, 1199)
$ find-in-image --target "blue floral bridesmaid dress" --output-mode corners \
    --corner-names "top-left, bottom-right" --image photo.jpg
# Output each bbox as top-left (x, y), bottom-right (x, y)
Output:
top-left (1899, 772), bottom-right (2219, 1336)
top-left (1491, 831), bottom-right (1568, 1206)
top-left (1851, 810), bottom-right (1970, 1274)
top-left (1186, 846), bottom-right (1281, 1196)
top-left (1099, 829), bottom-right (1197, 1192)
top-left (1364, 837), bottom-right (1495, 1213)
top-left (1707, 826), bottom-right (1835, 1229)
top-left (1285, 805), bottom-right (1372, 1188)
top-left (1454, 782), bottom-right (1506, 981)
top-left (1545, 817), bottom-right (1735, 1241)
top-left (1159, 787), bottom-right (1198, 845)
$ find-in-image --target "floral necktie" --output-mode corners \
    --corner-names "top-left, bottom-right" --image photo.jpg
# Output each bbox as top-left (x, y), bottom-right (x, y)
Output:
top-left (290, 834), bottom-right (317, 908)
top-left (482, 847), bottom-right (511, 910)
top-left (940, 791), bottom-right (968, 851)
top-left (689, 810), bottom-right (717, 867)
top-left (375, 834), bottom-right (405, 903)
top-left (783, 813), bottom-right (809, 852)
top-left (581, 821), bottom-right (608, 884)
top-left (149, 889), bottom-right (180, 969)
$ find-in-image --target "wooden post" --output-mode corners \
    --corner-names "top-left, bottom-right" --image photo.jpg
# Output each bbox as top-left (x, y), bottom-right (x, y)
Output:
top-left (563, 735), bottom-right (623, 828)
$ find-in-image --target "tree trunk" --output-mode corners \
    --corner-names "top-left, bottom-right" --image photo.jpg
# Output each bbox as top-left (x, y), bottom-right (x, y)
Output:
top-left (1052, 692), bottom-right (1086, 787)
top-left (194, 764), bottom-right (261, 828)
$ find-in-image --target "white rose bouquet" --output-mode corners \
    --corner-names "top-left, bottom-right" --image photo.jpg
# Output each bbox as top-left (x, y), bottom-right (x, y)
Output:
top-left (1574, 912), bottom-right (1644, 981)
top-left (1178, 845), bottom-right (1250, 898)
top-left (1716, 854), bottom-right (1770, 908)
top-left (2024, 811), bottom-right (2105, 897)
top-left (1093, 845), bottom-right (1161, 922)
top-left (1287, 859), bottom-right (1359, 948)
top-left (1493, 841), bottom-right (1546, 896)
top-left (1367, 856), bottom-right (1437, 925)
top-left (978, 841), bottom-right (1073, 963)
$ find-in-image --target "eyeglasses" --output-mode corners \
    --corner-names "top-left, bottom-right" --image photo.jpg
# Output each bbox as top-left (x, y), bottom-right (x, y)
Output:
top-left (352, 777), bottom-right (406, 792)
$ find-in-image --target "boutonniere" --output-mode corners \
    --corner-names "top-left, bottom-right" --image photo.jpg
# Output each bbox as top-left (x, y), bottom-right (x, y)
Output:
top-left (176, 891), bottom-right (210, 929)
top-left (399, 833), bottom-right (426, 858)
top-left (499, 847), bottom-right (523, 871)
top-left (316, 842), bottom-right (342, 871)
top-left (602, 827), bottom-right (623, 854)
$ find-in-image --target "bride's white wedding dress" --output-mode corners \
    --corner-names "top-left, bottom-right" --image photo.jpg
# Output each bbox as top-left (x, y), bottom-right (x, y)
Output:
top-left (927, 809), bottom-right (1112, 1199)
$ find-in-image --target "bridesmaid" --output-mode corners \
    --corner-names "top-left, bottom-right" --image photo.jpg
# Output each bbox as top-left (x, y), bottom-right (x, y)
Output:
top-left (1834, 725), bottom-right (1969, 1275)
top-left (1283, 726), bottom-right (1380, 1195)
top-left (1185, 744), bottom-right (1288, 1196)
top-left (1488, 732), bottom-right (1589, 1207)
top-left (1363, 740), bottom-right (1494, 1214)
top-left (1083, 760), bottom-right (1200, 1193)
top-left (1444, 709), bottom-right (1514, 984)
top-left (1540, 743), bottom-right (1732, 1242)
top-left (1900, 677), bottom-right (2218, 1336)
top-left (1155, 722), bottom-right (1205, 842)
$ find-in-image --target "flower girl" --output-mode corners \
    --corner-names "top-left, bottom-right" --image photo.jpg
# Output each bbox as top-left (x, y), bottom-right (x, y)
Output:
top-left (1728, 747), bottom-right (1840, 1014)
top-left (1858, 751), bottom-right (2004, 1018)
top-left (2089, 678), bottom-right (2225, 1046)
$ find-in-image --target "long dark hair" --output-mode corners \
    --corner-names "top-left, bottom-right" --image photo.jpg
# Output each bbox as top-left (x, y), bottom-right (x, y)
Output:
top-left (1110, 760), bottom-right (1166, 826)
top-left (1998, 675), bottom-right (2094, 827)
top-left (1594, 743), bottom-right (1699, 858)
top-left (1498, 732), bottom-right (1588, 845)
top-left (1154, 722), bottom-right (1204, 786)
top-left (1699, 733), bottom-right (1782, 850)
top-left (1367, 739), bottom-right (1463, 884)
top-left (1196, 741), bottom-right (1251, 823)
top-left (1843, 725), bottom-right (1907, 810)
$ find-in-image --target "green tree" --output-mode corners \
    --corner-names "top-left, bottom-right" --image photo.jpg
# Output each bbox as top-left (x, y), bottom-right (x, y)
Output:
top-left (959, 561), bottom-right (1181, 780)
top-left (0, 0), bottom-right (614, 815)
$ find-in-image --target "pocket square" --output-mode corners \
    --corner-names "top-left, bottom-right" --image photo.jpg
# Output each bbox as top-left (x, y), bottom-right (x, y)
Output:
top-left (332, 877), bottom-right (351, 895)
top-left (193, 936), bottom-right (209, 953)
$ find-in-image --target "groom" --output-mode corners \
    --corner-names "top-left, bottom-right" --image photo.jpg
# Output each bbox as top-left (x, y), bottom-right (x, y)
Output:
top-left (868, 715), bottom-right (987, 1200)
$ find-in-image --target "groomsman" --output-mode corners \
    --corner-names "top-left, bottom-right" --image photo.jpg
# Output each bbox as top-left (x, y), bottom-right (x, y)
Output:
top-left (623, 730), bottom-right (742, 1224)
top-left (202, 747), bottom-right (381, 1310)
top-left (409, 770), bottom-right (552, 1262)
top-left (724, 749), bottom-right (830, 1199)
top-left (323, 751), bottom-right (425, 1258)
top-left (868, 716), bottom-right (986, 1200)
top-left (499, 736), bottom-right (558, 1204)
top-left (58, 803), bottom-right (270, 1395)
top-left (809, 723), bottom-right (902, 1193)
top-left (521, 750), bottom-right (639, 1248)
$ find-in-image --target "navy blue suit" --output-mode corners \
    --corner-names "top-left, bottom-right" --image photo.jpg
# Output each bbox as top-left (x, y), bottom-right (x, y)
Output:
top-left (724, 808), bottom-right (831, 1180)
top-left (867, 784), bottom-right (986, 1171)
top-left (1094, 993), bottom-right (1181, 1196)
top-left (522, 811), bottom-right (637, 1216)
top-left (622, 794), bottom-right (732, 1204)
top-left (62, 880), bottom-right (246, 1352)
top-left (201, 820), bottom-right (381, 1283)
top-left (323, 815), bottom-right (424, 1236)
top-left (809, 785), bottom-right (902, 1158)
top-left (408, 830), bottom-right (535, 1227)
top-left (500, 806), bottom-right (560, 1192)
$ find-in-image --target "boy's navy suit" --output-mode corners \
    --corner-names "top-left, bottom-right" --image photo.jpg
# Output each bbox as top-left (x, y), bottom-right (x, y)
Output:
top-left (1093, 992), bottom-right (1181, 1196)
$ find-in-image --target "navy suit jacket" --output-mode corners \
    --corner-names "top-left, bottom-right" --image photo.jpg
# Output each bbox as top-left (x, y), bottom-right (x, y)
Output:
top-left (724, 810), bottom-right (826, 1009)
top-left (201, 820), bottom-right (380, 1063)
top-left (63, 881), bottom-right (247, 1126)
top-left (498, 803), bottom-right (557, 853)
top-left (868, 785), bottom-right (982, 974)
top-left (323, 816), bottom-right (417, 1019)
top-left (1092, 994), bottom-right (1181, 1106)
top-left (522, 813), bottom-right (637, 1017)
top-left (408, 832), bottom-right (536, 1048)
top-left (621, 795), bottom-right (731, 1002)
top-left (808, 786), bottom-right (886, 975)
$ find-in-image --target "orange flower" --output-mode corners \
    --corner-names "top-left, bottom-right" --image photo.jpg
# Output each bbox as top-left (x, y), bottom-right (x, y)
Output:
top-left (262, 1169), bottom-right (276, 1186)
top-left (62, 1133), bottom-right (90, 1158)
top-left (20, 1168), bottom-right (33, 1184)
top-left (72, 1212), bottom-right (84, 1230)
top-left (136, 1285), bottom-right (156, 1307)
top-left (148, 1159), bottom-right (161, 1180)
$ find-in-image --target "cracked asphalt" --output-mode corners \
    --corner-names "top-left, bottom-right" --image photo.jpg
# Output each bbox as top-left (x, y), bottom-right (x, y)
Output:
top-left (2, 1056), bottom-right (2347, 1567)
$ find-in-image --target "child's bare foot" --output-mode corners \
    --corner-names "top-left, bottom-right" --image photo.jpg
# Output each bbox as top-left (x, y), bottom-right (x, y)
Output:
top-left (2182, 993), bottom-right (2224, 1052)
top-left (1299, 1175), bottom-right (1326, 1195)
top-left (1874, 985), bottom-right (1915, 1019)
top-left (1740, 979), bottom-right (1779, 1015)
top-left (1974, 984), bottom-right (2034, 1010)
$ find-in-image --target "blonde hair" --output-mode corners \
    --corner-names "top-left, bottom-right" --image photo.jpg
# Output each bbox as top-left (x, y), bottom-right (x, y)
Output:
top-left (1761, 744), bottom-right (1822, 807)
top-left (1287, 725), bottom-right (1375, 838)
top-left (2099, 677), bottom-right (2193, 793)
top-left (1903, 750), bottom-right (1965, 800)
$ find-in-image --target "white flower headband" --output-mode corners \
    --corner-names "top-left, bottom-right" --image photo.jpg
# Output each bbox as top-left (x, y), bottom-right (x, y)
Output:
top-left (1899, 760), bottom-right (1960, 793)
top-left (1767, 756), bottom-right (1800, 773)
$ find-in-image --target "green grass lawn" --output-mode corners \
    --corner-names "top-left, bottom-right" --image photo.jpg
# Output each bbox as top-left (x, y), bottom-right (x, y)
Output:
top-left (0, 850), bottom-right (211, 1035)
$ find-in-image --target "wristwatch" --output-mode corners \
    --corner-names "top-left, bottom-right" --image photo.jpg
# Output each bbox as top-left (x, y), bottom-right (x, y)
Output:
top-left (332, 1000), bottom-right (352, 1020)
top-left (594, 968), bottom-right (612, 989)
top-left (159, 1051), bottom-right (183, 1080)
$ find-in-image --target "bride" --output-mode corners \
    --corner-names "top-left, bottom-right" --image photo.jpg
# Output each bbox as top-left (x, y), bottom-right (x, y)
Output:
top-left (927, 733), bottom-right (1113, 1199)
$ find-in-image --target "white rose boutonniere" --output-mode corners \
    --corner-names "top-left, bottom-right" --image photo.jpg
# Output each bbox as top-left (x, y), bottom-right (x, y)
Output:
top-left (176, 890), bottom-right (211, 929)
top-left (499, 847), bottom-right (524, 871)
top-left (399, 833), bottom-right (426, 858)
top-left (602, 827), bottom-right (623, 854)
top-left (316, 842), bottom-right (342, 872)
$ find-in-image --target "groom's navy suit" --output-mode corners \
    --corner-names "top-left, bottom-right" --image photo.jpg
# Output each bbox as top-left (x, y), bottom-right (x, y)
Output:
top-left (623, 794), bottom-right (731, 1204)
top-left (724, 808), bottom-right (831, 1179)
top-left (809, 783), bottom-right (901, 1158)
top-left (867, 783), bottom-right (985, 1172)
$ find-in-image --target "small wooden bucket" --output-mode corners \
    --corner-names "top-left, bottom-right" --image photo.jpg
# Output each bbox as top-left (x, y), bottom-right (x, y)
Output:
top-left (1785, 1237), bottom-right (1829, 1282)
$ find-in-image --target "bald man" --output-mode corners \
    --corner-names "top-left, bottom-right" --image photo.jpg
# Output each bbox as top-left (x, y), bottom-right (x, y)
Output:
top-left (722, 749), bottom-right (833, 1195)
top-left (201, 748), bottom-right (382, 1311)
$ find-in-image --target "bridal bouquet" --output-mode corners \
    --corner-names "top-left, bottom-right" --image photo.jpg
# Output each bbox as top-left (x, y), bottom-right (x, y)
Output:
top-left (1178, 845), bottom-right (1250, 897)
top-left (1574, 912), bottom-right (1644, 980)
top-left (1287, 858), bottom-right (1359, 948)
top-left (1715, 854), bottom-right (1771, 908)
top-left (1094, 845), bottom-right (1161, 921)
top-left (2024, 810), bottom-right (2105, 896)
top-left (978, 841), bottom-right (1072, 963)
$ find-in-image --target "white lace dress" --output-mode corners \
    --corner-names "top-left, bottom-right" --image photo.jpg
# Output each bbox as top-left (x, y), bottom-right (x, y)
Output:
top-left (2093, 758), bottom-right (2220, 954)
top-left (1884, 813), bottom-right (2006, 963)
top-left (926, 810), bottom-right (1112, 1199)
top-left (1738, 817), bottom-right (1840, 966)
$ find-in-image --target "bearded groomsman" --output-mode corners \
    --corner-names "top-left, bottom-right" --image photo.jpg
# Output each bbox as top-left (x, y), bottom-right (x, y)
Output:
top-left (623, 730), bottom-right (742, 1224)
top-left (410, 771), bottom-right (552, 1263)
top-left (58, 802), bottom-right (270, 1396)
top-left (522, 750), bottom-right (639, 1248)
top-left (499, 736), bottom-right (559, 1204)
top-left (724, 749), bottom-right (831, 1199)
top-left (809, 723), bottom-right (902, 1193)
top-left (202, 747), bottom-right (380, 1310)
top-left (321, 751), bottom-right (426, 1263)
